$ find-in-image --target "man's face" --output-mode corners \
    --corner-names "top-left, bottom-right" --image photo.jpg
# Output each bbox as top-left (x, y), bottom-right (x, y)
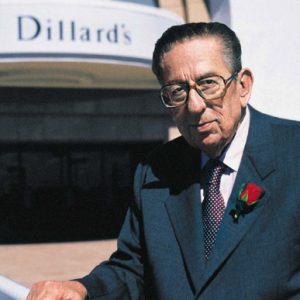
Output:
top-left (160, 37), bottom-right (250, 158)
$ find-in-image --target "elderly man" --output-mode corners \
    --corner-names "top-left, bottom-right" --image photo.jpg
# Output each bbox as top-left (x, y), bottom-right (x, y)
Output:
top-left (27, 22), bottom-right (300, 299)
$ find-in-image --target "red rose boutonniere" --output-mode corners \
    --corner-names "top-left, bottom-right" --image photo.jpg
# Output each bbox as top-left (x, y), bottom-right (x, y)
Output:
top-left (230, 182), bottom-right (264, 223)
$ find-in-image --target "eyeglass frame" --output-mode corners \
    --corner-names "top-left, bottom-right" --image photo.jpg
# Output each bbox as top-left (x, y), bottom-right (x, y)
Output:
top-left (160, 71), bottom-right (239, 108)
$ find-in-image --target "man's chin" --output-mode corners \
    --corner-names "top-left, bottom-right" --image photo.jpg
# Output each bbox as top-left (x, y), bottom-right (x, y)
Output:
top-left (193, 136), bottom-right (223, 157)
top-left (194, 132), bottom-right (217, 146)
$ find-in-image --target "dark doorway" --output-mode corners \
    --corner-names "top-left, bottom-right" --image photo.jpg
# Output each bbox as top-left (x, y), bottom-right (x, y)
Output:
top-left (0, 141), bottom-right (160, 243)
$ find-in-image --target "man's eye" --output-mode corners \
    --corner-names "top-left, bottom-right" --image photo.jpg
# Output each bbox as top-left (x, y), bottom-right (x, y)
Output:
top-left (165, 85), bottom-right (185, 97)
top-left (198, 79), bottom-right (217, 86)
top-left (197, 78), bottom-right (219, 91)
top-left (171, 86), bottom-right (184, 95)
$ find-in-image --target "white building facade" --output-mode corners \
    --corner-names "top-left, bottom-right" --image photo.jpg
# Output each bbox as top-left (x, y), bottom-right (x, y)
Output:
top-left (0, 0), bottom-right (298, 243)
top-left (0, 0), bottom-right (186, 243)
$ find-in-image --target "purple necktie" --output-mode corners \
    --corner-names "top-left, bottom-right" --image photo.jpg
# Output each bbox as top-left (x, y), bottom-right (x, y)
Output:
top-left (202, 159), bottom-right (226, 260)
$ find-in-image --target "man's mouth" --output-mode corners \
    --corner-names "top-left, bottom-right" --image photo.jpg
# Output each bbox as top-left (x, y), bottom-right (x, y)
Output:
top-left (190, 120), bottom-right (215, 132)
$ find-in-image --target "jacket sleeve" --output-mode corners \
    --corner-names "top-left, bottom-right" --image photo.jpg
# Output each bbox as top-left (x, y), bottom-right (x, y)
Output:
top-left (76, 163), bottom-right (146, 300)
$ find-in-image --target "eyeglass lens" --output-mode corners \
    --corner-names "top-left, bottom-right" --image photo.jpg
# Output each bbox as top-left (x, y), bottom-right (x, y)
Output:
top-left (161, 75), bottom-right (226, 107)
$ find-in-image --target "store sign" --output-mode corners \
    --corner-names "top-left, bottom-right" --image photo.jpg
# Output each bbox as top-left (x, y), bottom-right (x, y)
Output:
top-left (0, 1), bottom-right (183, 66)
top-left (17, 16), bottom-right (132, 45)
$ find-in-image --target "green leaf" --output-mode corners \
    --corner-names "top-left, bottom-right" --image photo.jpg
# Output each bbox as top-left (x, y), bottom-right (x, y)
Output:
top-left (241, 191), bottom-right (248, 202)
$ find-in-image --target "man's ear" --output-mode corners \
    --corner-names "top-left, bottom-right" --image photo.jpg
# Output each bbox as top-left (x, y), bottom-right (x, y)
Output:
top-left (238, 68), bottom-right (254, 107)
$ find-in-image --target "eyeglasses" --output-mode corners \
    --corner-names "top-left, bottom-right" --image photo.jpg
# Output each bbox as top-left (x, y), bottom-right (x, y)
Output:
top-left (160, 72), bottom-right (238, 108)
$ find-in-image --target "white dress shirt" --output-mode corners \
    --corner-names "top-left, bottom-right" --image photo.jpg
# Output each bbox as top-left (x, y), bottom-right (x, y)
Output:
top-left (201, 107), bottom-right (250, 206)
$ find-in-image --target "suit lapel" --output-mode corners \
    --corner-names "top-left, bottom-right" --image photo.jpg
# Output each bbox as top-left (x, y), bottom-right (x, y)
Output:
top-left (195, 107), bottom-right (276, 297)
top-left (144, 137), bottom-right (204, 293)
top-left (164, 183), bottom-right (206, 294)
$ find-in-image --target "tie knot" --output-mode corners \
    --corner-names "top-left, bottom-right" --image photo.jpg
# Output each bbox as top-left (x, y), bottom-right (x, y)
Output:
top-left (203, 159), bottom-right (226, 187)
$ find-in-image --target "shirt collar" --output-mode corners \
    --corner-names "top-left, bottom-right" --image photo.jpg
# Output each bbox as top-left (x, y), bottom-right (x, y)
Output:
top-left (201, 106), bottom-right (250, 171)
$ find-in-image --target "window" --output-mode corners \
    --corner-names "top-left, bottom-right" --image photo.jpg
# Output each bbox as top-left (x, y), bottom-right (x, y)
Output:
top-left (0, 142), bottom-right (160, 243)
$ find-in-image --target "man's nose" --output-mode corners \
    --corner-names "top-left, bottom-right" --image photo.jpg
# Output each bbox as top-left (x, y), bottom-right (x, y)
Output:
top-left (187, 88), bottom-right (207, 113)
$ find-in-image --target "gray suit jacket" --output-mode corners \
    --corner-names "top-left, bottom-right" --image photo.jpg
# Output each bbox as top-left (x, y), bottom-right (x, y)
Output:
top-left (79, 106), bottom-right (300, 299)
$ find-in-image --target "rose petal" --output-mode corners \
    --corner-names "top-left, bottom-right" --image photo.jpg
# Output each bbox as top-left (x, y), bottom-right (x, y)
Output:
top-left (245, 182), bottom-right (264, 205)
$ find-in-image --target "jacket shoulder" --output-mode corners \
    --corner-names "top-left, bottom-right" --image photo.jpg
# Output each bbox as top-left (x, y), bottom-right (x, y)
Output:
top-left (249, 105), bottom-right (300, 127)
top-left (249, 106), bottom-right (300, 161)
